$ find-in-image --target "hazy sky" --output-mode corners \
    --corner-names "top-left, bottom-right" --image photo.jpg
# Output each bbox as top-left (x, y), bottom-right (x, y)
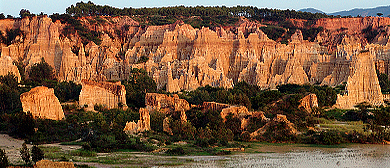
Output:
top-left (1, 0), bottom-right (390, 17)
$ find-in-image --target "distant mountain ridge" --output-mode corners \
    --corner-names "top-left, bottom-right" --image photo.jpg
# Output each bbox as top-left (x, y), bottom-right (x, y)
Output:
top-left (298, 8), bottom-right (325, 14)
top-left (299, 5), bottom-right (390, 17)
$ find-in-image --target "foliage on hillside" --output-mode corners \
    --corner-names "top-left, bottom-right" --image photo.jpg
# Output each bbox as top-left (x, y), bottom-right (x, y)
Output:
top-left (122, 68), bottom-right (158, 108)
top-left (65, 1), bottom-right (333, 22)
top-left (59, 1), bottom-right (334, 43)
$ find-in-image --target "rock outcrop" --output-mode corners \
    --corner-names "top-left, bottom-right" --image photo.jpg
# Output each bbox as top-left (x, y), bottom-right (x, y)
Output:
top-left (163, 117), bottom-right (173, 135)
top-left (123, 108), bottom-right (150, 134)
top-left (79, 79), bottom-right (127, 111)
top-left (0, 56), bottom-right (21, 82)
top-left (34, 160), bottom-right (75, 168)
top-left (202, 102), bottom-right (268, 130)
top-left (123, 121), bottom-right (137, 134)
top-left (145, 93), bottom-right (189, 113)
top-left (220, 106), bottom-right (251, 121)
top-left (2, 16), bottom-right (390, 109)
top-left (20, 86), bottom-right (64, 120)
top-left (299, 93), bottom-right (319, 113)
top-left (250, 114), bottom-right (297, 140)
top-left (202, 102), bottom-right (231, 112)
top-left (335, 51), bottom-right (384, 109)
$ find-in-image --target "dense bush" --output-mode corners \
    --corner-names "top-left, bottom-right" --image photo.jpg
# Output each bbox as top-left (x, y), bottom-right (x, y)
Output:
top-left (150, 111), bottom-right (166, 132)
top-left (257, 121), bottom-right (297, 142)
top-left (31, 145), bottom-right (44, 163)
top-left (0, 83), bottom-right (22, 114)
top-left (66, 2), bottom-right (333, 23)
top-left (362, 25), bottom-right (379, 43)
top-left (301, 27), bottom-right (324, 42)
top-left (166, 147), bottom-right (186, 155)
top-left (0, 148), bottom-right (9, 168)
top-left (20, 142), bottom-right (31, 165)
top-left (54, 81), bottom-right (82, 102)
top-left (320, 130), bottom-right (344, 145)
top-left (277, 84), bottom-right (337, 107)
top-left (0, 28), bottom-right (24, 46)
top-left (123, 68), bottom-right (157, 108)
top-left (377, 72), bottom-right (390, 93)
top-left (259, 26), bottom-right (286, 42)
top-left (180, 82), bottom-right (254, 109)
top-left (6, 111), bottom-right (35, 139)
top-left (184, 109), bottom-right (234, 146)
top-left (27, 58), bottom-right (56, 87)
top-left (251, 90), bottom-right (282, 110)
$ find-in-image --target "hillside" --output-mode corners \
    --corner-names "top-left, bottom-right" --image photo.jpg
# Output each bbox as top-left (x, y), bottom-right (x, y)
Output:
top-left (1, 3), bottom-right (390, 109)
top-left (330, 5), bottom-right (390, 17)
top-left (301, 5), bottom-right (390, 17)
top-left (2, 3), bottom-right (390, 165)
top-left (298, 8), bottom-right (325, 14)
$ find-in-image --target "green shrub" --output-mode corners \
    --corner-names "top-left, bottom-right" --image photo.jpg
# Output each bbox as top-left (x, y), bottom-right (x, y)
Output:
top-left (31, 145), bottom-right (44, 163)
top-left (0, 148), bottom-right (9, 168)
top-left (123, 68), bottom-right (157, 108)
top-left (260, 26), bottom-right (286, 41)
top-left (166, 147), bottom-right (186, 155)
top-left (20, 142), bottom-right (31, 165)
top-left (27, 58), bottom-right (56, 87)
top-left (54, 81), bottom-right (82, 102)
top-left (70, 149), bottom-right (97, 157)
top-left (150, 111), bottom-right (166, 132)
top-left (320, 130), bottom-right (344, 145)
top-left (362, 25), bottom-right (379, 43)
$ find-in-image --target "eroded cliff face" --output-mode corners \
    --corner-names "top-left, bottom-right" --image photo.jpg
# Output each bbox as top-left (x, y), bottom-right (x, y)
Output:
top-left (79, 79), bottom-right (127, 111)
top-left (335, 51), bottom-right (384, 109)
top-left (145, 93), bottom-right (190, 113)
top-left (250, 114), bottom-right (297, 140)
top-left (299, 93), bottom-right (319, 113)
top-left (2, 16), bottom-right (390, 108)
top-left (202, 102), bottom-right (268, 130)
top-left (123, 108), bottom-right (150, 134)
top-left (0, 55), bottom-right (21, 82)
top-left (20, 86), bottom-right (64, 120)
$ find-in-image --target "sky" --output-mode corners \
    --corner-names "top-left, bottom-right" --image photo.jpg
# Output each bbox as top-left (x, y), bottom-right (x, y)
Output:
top-left (1, 0), bottom-right (390, 17)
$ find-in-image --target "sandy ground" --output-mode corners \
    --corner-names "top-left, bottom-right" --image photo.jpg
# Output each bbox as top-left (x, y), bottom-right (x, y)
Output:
top-left (0, 134), bottom-right (219, 167)
top-left (0, 134), bottom-right (28, 164)
top-left (0, 134), bottom-right (82, 165)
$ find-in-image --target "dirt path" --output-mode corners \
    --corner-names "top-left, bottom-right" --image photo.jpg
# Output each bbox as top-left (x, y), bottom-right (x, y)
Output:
top-left (0, 134), bottom-right (28, 164)
top-left (0, 134), bottom-right (82, 165)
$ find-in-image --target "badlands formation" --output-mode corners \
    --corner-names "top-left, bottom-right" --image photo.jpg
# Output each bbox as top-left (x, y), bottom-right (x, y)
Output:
top-left (79, 79), bottom-right (127, 111)
top-left (1, 16), bottom-right (390, 109)
top-left (20, 86), bottom-right (64, 120)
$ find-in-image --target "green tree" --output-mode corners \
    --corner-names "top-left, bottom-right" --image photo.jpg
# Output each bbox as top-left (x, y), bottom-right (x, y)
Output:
top-left (225, 113), bottom-right (242, 138)
top-left (123, 68), bottom-right (157, 108)
top-left (150, 111), bottom-right (166, 132)
top-left (377, 13), bottom-right (383, 17)
top-left (8, 111), bottom-right (35, 138)
top-left (354, 102), bottom-right (371, 122)
top-left (54, 81), bottom-right (82, 102)
top-left (373, 107), bottom-right (390, 129)
top-left (19, 9), bottom-right (34, 18)
top-left (31, 145), bottom-right (44, 163)
top-left (28, 58), bottom-right (56, 87)
top-left (320, 130), bottom-right (344, 145)
top-left (20, 142), bottom-right (31, 165)
top-left (0, 148), bottom-right (9, 168)
top-left (0, 72), bottom-right (19, 88)
top-left (4, 28), bottom-right (23, 46)
top-left (0, 84), bottom-right (22, 114)
top-left (377, 72), bottom-right (390, 93)
top-left (252, 90), bottom-right (282, 110)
